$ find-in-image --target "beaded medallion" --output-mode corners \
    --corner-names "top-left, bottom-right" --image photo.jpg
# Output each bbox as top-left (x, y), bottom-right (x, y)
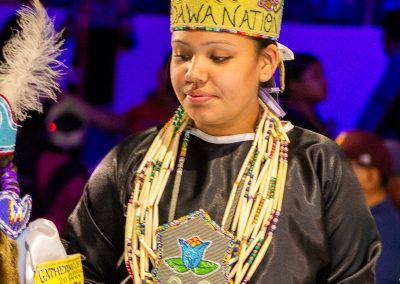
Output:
top-left (0, 190), bottom-right (32, 239)
top-left (153, 210), bottom-right (235, 284)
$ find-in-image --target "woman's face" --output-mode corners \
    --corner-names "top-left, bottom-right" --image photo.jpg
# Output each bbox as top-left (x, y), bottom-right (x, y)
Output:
top-left (297, 61), bottom-right (327, 104)
top-left (170, 30), bottom-right (276, 136)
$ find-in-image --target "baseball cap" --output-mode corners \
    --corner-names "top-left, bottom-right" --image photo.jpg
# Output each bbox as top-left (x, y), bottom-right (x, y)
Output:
top-left (336, 130), bottom-right (394, 178)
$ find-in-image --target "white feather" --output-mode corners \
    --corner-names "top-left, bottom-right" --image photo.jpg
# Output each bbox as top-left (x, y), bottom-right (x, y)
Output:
top-left (0, 0), bottom-right (64, 121)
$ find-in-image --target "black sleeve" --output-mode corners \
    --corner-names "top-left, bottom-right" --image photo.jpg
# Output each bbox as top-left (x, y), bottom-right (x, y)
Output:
top-left (61, 128), bottom-right (158, 283)
top-left (61, 145), bottom-right (126, 283)
top-left (320, 142), bottom-right (381, 283)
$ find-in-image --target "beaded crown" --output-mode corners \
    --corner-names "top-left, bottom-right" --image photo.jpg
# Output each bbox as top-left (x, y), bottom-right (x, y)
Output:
top-left (171, 0), bottom-right (284, 39)
top-left (170, 0), bottom-right (293, 62)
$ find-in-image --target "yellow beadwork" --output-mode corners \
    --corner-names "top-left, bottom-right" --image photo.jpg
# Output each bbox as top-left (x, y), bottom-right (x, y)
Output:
top-left (170, 0), bottom-right (285, 40)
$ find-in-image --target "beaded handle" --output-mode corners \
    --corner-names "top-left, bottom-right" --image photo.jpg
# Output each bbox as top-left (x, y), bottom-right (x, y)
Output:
top-left (0, 162), bottom-right (20, 194)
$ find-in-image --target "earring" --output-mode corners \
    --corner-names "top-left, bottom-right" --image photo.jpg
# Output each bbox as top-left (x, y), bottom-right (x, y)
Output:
top-left (258, 87), bottom-right (286, 118)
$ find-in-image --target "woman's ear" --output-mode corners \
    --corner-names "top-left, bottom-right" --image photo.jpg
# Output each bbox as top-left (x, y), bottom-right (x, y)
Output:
top-left (259, 44), bottom-right (279, 83)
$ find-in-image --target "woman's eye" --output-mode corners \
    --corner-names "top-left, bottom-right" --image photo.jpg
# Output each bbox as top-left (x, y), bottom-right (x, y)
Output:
top-left (174, 54), bottom-right (191, 61)
top-left (211, 56), bottom-right (231, 63)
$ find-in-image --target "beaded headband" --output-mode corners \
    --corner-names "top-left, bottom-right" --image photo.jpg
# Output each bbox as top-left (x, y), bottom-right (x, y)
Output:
top-left (170, 0), bottom-right (294, 61)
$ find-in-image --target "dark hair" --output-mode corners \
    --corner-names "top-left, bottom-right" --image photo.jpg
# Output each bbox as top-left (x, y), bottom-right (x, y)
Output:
top-left (254, 37), bottom-right (277, 52)
top-left (148, 51), bottom-right (176, 101)
top-left (159, 51), bottom-right (175, 96)
top-left (283, 53), bottom-right (319, 97)
top-left (382, 9), bottom-right (400, 41)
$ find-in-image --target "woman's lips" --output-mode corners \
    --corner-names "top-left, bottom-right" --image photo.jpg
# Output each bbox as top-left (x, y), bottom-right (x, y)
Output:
top-left (186, 90), bottom-right (214, 104)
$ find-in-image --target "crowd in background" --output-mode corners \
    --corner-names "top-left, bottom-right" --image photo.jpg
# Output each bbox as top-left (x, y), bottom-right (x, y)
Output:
top-left (4, 0), bottom-right (400, 24)
top-left (43, 0), bottom-right (400, 24)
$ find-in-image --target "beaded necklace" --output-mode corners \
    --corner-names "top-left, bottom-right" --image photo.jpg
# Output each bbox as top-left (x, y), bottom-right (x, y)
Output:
top-left (125, 100), bottom-right (289, 283)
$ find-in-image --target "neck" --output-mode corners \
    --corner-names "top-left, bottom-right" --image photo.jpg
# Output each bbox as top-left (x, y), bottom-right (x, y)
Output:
top-left (193, 122), bottom-right (256, 136)
top-left (194, 102), bottom-right (261, 137)
top-left (365, 186), bottom-right (386, 207)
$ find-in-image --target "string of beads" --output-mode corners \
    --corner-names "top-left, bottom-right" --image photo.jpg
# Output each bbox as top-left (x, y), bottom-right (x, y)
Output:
top-left (0, 162), bottom-right (20, 194)
top-left (124, 100), bottom-right (290, 283)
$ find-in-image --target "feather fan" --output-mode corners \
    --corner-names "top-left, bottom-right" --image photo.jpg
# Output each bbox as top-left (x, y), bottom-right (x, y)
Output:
top-left (0, 0), bottom-right (64, 121)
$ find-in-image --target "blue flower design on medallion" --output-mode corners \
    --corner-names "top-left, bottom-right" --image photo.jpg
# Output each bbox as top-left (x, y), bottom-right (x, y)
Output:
top-left (165, 236), bottom-right (220, 276)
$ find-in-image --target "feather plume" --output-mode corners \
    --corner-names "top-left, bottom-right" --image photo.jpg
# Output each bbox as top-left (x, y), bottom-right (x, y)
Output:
top-left (0, 0), bottom-right (64, 121)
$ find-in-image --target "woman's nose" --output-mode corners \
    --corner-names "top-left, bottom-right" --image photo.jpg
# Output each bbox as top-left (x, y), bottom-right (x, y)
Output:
top-left (184, 57), bottom-right (207, 85)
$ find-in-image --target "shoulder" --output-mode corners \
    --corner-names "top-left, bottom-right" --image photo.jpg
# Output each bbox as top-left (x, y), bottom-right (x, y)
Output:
top-left (110, 127), bottom-right (159, 173)
top-left (287, 125), bottom-right (344, 159)
top-left (285, 126), bottom-right (352, 192)
top-left (81, 127), bottom-right (160, 220)
top-left (116, 127), bottom-right (159, 156)
top-left (89, 127), bottom-right (159, 189)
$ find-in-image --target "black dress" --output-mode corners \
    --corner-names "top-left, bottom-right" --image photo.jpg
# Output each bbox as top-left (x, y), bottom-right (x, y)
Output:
top-left (62, 125), bottom-right (380, 283)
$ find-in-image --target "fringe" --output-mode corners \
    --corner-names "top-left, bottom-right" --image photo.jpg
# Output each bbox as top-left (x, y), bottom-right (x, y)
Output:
top-left (0, 0), bottom-right (64, 121)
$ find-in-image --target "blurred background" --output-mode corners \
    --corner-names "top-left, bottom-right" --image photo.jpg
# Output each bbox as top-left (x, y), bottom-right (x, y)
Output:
top-left (1, 1), bottom-right (398, 138)
top-left (2, 2), bottom-right (400, 282)
top-left (1, 0), bottom-right (400, 231)
top-left (1, 0), bottom-right (398, 133)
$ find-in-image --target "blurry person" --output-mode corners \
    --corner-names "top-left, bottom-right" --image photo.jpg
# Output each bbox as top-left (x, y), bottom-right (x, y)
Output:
top-left (65, 54), bottom-right (179, 172)
top-left (83, 0), bottom-right (133, 105)
top-left (385, 139), bottom-right (400, 209)
top-left (336, 130), bottom-right (400, 284)
top-left (358, 9), bottom-right (400, 140)
top-left (281, 53), bottom-right (333, 138)
top-left (123, 53), bottom-right (179, 134)
top-left (74, 53), bottom-right (179, 135)
top-left (33, 98), bottom-right (89, 232)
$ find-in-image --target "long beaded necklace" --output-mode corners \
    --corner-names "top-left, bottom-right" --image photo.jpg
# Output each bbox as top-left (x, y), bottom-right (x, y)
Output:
top-left (125, 100), bottom-right (289, 283)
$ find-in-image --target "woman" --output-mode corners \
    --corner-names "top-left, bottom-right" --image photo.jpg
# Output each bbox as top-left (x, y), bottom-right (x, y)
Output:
top-left (281, 53), bottom-right (333, 138)
top-left (62, 0), bottom-right (380, 283)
